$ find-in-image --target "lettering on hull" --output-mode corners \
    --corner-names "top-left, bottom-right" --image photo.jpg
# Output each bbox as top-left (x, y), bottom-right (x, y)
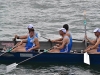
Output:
top-left (20, 53), bottom-right (33, 57)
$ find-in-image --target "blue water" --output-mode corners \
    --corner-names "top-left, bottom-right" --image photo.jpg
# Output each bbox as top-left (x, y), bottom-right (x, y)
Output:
top-left (0, 0), bottom-right (100, 75)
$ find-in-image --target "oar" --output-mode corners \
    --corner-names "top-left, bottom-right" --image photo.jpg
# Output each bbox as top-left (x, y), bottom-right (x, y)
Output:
top-left (6, 48), bottom-right (52, 73)
top-left (41, 35), bottom-right (83, 41)
top-left (13, 38), bottom-right (17, 45)
top-left (84, 52), bottom-right (90, 65)
top-left (84, 10), bottom-right (87, 48)
top-left (40, 36), bottom-right (52, 47)
top-left (6, 52), bottom-right (43, 73)
top-left (37, 33), bottom-right (48, 40)
top-left (83, 10), bottom-right (90, 65)
top-left (40, 36), bottom-right (49, 40)
top-left (0, 46), bottom-right (17, 56)
top-left (0, 38), bottom-right (17, 56)
top-left (72, 39), bottom-right (84, 41)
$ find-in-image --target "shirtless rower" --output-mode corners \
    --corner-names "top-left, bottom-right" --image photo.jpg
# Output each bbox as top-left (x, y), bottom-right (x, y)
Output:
top-left (84, 28), bottom-right (100, 54)
top-left (12, 29), bottom-right (40, 52)
top-left (49, 28), bottom-right (70, 53)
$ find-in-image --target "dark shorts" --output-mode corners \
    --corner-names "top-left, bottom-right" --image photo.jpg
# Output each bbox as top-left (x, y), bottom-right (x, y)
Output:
top-left (60, 48), bottom-right (70, 53)
top-left (60, 49), bottom-right (66, 52)
top-left (25, 47), bottom-right (30, 51)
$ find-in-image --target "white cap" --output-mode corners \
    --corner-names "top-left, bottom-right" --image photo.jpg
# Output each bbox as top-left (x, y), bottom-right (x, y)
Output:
top-left (93, 28), bottom-right (100, 32)
top-left (59, 28), bottom-right (66, 33)
top-left (27, 24), bottom-right (34, 29)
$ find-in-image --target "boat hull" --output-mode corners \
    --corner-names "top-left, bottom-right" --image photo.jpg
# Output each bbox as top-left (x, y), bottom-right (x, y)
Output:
top-left (0, 41), bottom-right (99, 65)
top-left (0, 52), bottom-right (84, 64)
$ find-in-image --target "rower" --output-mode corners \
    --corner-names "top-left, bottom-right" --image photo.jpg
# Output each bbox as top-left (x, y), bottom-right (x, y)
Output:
top-left (49, 24), bottom-right (72, 53)
top-left (84, 28), bottom-right (100, 54)
top-left (14, 24), bottom-right (38, 39)
top-left (63, 24), bottom-right (72, 52)
top-left (49, 28), bottom-right (70, 53)
top-left (12, 29), bottom-right (40, 52)
top-left (13, 24), bottom-right (38, 47)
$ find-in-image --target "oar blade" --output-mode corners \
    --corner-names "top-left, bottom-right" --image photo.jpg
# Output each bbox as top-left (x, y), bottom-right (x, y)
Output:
top-left (6, 63), bottom-right (18, 73)
top-left (84, 52), bottom-right (90, 65)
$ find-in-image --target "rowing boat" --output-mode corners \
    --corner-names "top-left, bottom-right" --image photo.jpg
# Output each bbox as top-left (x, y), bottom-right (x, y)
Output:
top-left (0, 40), bottom-right (99, 65)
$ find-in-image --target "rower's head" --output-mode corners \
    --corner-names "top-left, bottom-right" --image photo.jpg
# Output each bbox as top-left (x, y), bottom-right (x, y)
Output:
top-left (59, 28), bottom-right (66, 36)
top-left (63, 24), bottom-right (69, 31)
top-left (93, 28), bottom-right (100, 37)
top-left (29, 29), bottom-right (34, 37)
top-left (27, 24), bottom-right (34, 30)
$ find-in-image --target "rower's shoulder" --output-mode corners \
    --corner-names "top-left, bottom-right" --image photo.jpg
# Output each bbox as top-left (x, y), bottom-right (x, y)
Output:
top-left (20, 35), bottom-right (28, 39)
top-left (64, 36), bottom-right (69, 40)
top-left (34, 37), bottom-right (39, 40)
top-left (66, 34), bottom-right (70, 37)
top-left (66, 31), bottom-right (72, 37)
top-left (98, 37), bottom-right (100, 40)
top-left (26, 35), bottom-right (29, 37)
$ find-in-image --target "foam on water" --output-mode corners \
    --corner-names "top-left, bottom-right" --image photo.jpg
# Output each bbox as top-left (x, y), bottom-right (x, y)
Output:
top-left (0, 64), bottom-right (98, 75)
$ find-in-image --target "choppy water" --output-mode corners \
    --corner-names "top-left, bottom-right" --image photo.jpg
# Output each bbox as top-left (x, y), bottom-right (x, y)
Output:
top-left (0, 0), bottom-right (100, 75)
top-left (0, 64), bottom-right (100, 75)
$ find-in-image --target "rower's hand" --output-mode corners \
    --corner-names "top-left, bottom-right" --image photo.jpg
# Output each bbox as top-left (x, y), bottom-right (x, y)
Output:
top-left (83, 50), bottom-right (87, 53)
top-left (12, 35), bottom-right (18, 41)
top-left (48, 39), bottom-right (55, 43)
top-left (56, 44), bottom-right (60, 47)
top-left (15, 35), bottom-right (18, 39)
top-left (27, 49), bottom-right (32, 52)
top-left (16, 40), bottom-right (23, 47)
top-left (84, 48), bottom-right (91, 53)
top-left (53, 46), bottom-right (57, 49)
top-left (85, 35), bottom-right (88, 40)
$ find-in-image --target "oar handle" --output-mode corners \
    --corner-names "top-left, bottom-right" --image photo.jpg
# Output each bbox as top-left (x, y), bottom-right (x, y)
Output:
top-left (41, 36), bottom-right (49, 40)
top-left (41, 36), bottom-right (52, 47)
top-left (43, 47), bottom-right (53, 52)
top-left (7, 46), bottom-right (17, 52)
top-left (13, 38), bottom-right (17, 45)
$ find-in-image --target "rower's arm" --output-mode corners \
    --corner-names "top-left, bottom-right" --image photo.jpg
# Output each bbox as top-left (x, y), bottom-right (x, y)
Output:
top-left (29, 38), bottom-right (40, 51)
top-left (66, 33), bottom-right (70, 37)
top-left (50, 38), bottom-right (63, 43)
top-left (15, 35), bottom-right (28, 39)
top-left (18, 39), bottom-right (27, 46)
top-left (85, 35), bottom-right (96, 45)
top-left (87, 39), bottom-right (96, 45)
top-left (55, 41), bottom-right (63, 44)
top-left (55, 33), bottom-right (70, 44)
top-left (56, 38), bottom-right (68, 50)
top-left (55, 38), bottom-right (63, 41)
top-left (91, 38), bottom-right (100, 49)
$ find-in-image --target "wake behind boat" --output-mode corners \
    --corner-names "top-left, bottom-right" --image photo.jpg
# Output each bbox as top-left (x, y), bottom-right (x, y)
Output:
top-left (0, 40), bottom-right (99, 65)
